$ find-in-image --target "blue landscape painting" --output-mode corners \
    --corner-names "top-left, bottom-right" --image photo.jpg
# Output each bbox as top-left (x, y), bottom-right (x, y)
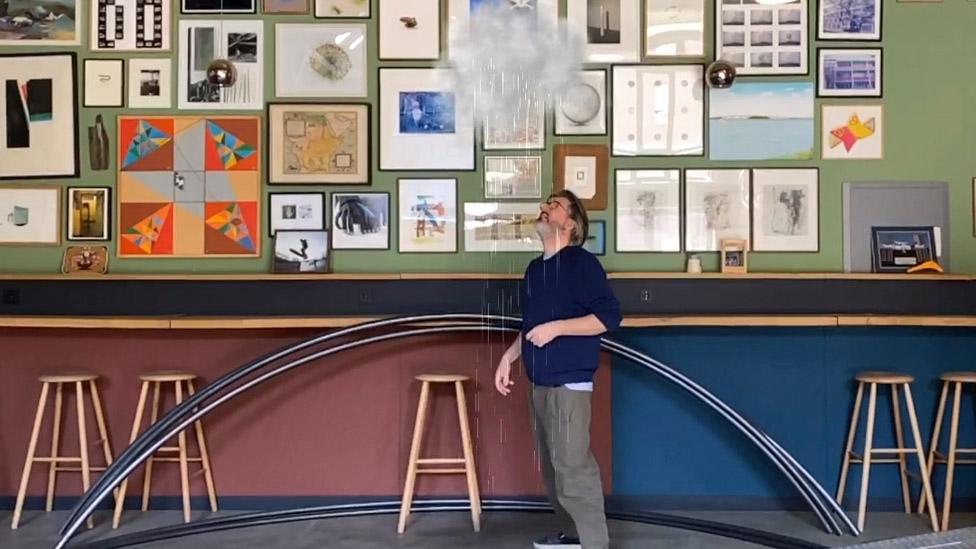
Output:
top-left (709, 82), bottom-right (814, 161)
top-left (399, 91), bottom-right (456, 134)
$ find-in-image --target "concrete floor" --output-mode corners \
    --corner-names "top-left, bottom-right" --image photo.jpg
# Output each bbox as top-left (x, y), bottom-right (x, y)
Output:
top-left (2, 510), bottom-right (975, 549)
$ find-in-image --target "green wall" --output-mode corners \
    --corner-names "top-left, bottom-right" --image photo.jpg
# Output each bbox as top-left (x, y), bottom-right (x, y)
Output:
top-left (1, 1), bottom-right (974, 274)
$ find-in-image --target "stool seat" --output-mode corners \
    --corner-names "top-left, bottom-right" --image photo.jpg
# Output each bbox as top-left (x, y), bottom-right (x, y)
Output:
top-left (415, 373), bottom-right (470, 383)
top-left (39, 373), bottom-right (99, 383)
top-left (139, 371), bottom-right (198, 382)
top-left (855, 371), bottom-right (914, 384)
top-left (939, 371), bottom-right (976, 383)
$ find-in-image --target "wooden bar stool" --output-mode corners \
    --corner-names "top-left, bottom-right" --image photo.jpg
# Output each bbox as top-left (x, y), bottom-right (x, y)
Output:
top-left (12, 373), bottom-right (115, 530)
top-left (918, 371), bottom-right (976, 531)
top-left (112, 371), bottom-right (217, 527)
top-left (398, 374), bottom-right (481, 534)
top-left (836, 372), bottom-right (939, 532)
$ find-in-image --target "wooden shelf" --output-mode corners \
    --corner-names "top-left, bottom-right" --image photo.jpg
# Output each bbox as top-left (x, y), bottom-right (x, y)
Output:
top-left (0, 272), bottom-right (972, 281)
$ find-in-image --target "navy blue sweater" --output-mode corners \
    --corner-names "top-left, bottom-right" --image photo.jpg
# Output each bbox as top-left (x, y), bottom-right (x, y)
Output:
top-left (520, 245), bottom-right (622, 386)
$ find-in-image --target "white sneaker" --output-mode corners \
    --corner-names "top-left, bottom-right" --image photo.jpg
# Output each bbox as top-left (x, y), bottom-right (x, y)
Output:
top-left (533, 532), bottom-right (582, 548)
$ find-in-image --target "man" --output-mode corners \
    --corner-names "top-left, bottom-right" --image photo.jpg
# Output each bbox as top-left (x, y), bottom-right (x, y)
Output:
top-left (494, 189), bottom-right (621, 549)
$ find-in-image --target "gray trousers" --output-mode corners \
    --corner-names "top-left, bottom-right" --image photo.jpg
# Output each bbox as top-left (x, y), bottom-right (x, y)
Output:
top-left (530, 384), bottom-right (610, 549)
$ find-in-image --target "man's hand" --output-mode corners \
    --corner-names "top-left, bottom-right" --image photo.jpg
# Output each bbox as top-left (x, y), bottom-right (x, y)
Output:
top-left (494, 356), bottom-right (514, 396)
top-left (525, 321), bottom-right (563, 348)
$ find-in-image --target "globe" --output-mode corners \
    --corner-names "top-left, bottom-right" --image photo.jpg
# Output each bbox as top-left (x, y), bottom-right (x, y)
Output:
top-left (560, 83), bottom-right (601, 125)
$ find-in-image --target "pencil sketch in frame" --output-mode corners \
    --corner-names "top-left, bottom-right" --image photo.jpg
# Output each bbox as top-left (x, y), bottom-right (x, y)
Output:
top-left (567, 0), bottom-right (640, 62)
top-left (379, 0), bottom-right (440, 60)
top-left (484, 156), bottom-right (542, 199)
top-left (684, 168), bottom-right (750, 252)
top-left (615, 169), bottom-right (680, 252)
top-left (751, 168), bottom-right (819, 252)
top-left (275, 23), bottom-right (367, 98)
top-left (464, 202), bottom-right (542, 252)
top-left (645, 0), bottom-right (705, 57)
top-left (555, 70), bottom-right (607, 136)
top-left (716, 0), bottom-right (807, 76)
top-left (611, 64), bottom-right (704, 156)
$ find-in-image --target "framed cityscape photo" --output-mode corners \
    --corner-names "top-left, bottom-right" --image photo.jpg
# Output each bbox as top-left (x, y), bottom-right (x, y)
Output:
top-left (870, 226), bottom-right (935, 273)
top-left (273, 229), bottom-right (330, 273)
top-left (268, 103), bottom-right (370, 184)
top-left (821, 104), bottom-right (883, 159)
top-left (567, 0), bottom-right (640, 62)
top-left (91, 0), bottom-right (171, 51)
top-left (464, 202), bottom-right (542, 252)
top-left (553, 144), bottom-right (609, 211)
top-left (67, 187), bottom-right (111, 241)
top-left (268, 192), bottom-right (324, 237)
top-left (332, 192), bottom-right (390, 250)
top-left (684, 169), bottom-right (750, 252)
top-left (751, 168), bottom-right (819, 252)
top-left (484, 156), bottom-right (542, 199)
top-left (716, 0), bottom-right (807, 75)
top-left (84, 59), bottom-right (125, 108)
top-left (817, 48), bottom-right (882, 97)
top-left (275, 23), bottom-right (367, 98)
top-left (128, 58), bottom-right (172, 109)
top-left (0, 185), bottom-right (61, 245)
top-left (818, 0), bottom-right (881, 41)
top-left (615, 169), bottom-right (680, 252)
top-left (0, 0), bottom-right (81, 45)
top-left (314, 0), bottom-right (369, 18)
top-left (398, 178), bottom-right (458, 253)
top-left (611, 64), bottom-right (704, 156)
top-left (645, 0), bottom-right (705, 58)
top-left (177, 20), bottom-right (264, 110)
top-left (379, 0), bottom-right (440, 60)
top-left (555, 70), bottom-right (607, 136)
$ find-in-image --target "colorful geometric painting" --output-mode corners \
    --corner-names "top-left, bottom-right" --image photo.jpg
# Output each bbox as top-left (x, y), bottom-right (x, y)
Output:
top-left (117, 116), bottom-right (261, 257)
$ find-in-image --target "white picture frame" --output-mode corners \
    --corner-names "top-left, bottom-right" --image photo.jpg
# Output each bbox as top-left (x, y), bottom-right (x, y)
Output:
top-left (684, 169), bottom-right (750, 252)
top-left (84, 59), bottom-right (125, 108)
top-left (379, 0), bottom-right (440, 60)
top-left (67, 187), bottom-right (111, 241)
top-left (567, 0), bottom-right (641, 63)
top-left (615, 169), bottom-right (680, 252)
top-left (751, 168), bottom-right (819, 252)
top-left (464, 202), bottom-right (542, 252)
top-left (398, 178), bottom-right (458, 253)
top-left (645, 0), bottom-right (705, 57)
top-left (91, 0), bottom-right (171, 51)
top-left (332, 192), bottom-right (390, 250)
top-left (483, 103), bottom-right (546, 150)
top-left (817, 48), bottom-right (882, 97)
top-left (275, 23), bottom-right (367, 98)
top-left (611, 64), bottom-right (704, 156)
top-left (379, 68), bottom-right (474, 171)
top-left (484, 156), bottom-right (543, 199)
top-left (128, 58), bottom-right (172, 109)
top-left (0, 0), bottom-right (80, 46)
top-left (268, 192), bottom-right (325, 236)
top-left (821, 104), bottom-right (883, 160)
top-left (716, 0), bottom-right (807, 76)
top-left (818, 0), bottom-right (881, 41)
top-left (448, 0), bottom-right (557, 59)
top-left (177, 20), bottom-right (264, 110)
top-left (0, 185), bottom-right (61, 245)
top-left (555, 69), bottom-right (607, 136)
top-left (314, 0), bottom-right (369, 18)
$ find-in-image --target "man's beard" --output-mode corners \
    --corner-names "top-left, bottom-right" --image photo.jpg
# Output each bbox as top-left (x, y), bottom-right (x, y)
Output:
top-left (536, 218), bottom-right (555, 240)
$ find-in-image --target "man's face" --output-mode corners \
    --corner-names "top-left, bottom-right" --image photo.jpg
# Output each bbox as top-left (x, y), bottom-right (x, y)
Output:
top-left (537, 195), bottom-right (572, 238)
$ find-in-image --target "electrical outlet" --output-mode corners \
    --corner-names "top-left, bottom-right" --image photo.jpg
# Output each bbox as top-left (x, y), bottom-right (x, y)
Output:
top-left (640, 289), bottom-right (651, 303)
top-left (359, 291), bottom-right (371, 304)
top-left (2, 289), bottom-right (20, 305)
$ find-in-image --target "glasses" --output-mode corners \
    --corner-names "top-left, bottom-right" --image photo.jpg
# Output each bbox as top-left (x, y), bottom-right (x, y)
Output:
top-left (541, 198), bottom-right (568, 211)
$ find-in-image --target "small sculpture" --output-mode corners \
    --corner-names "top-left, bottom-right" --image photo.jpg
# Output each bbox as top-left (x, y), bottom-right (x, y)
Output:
top-left (87, 114), bottom-right (110, 171)
top-left (705, 60), bottom-right (736, 89)
top-left (206, 59), bottom-right (238, 88)
top-left (400, 16), bottom-right (418, 28)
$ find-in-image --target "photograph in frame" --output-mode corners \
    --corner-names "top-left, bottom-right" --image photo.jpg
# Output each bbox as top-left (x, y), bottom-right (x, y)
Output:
top-left (709, 82), bottom-right (814, 160)
top-left (448, 0), bottom-right (557, 60)
top-left (84, 59), bottom-right (125, 108)
top-left (566, 0), bottom-right (640, 62)
top-left (91, 0), bottom-right (170, 51)
top-left (870, 226), bottom-right (935, 273)
top-left (483, 103), bottom-right (546, 150)
top-left (268, 192), bottom-right (324, 237)
top-left (612, 65), bottom-right (704, 156)
top-left (817, 48), bottom-right (882, 97)
top-left (716, 0), bottom-right (807, 75)
top-left (332, 192), bottom-right (390, 250)
top-left (821, 104), bottom-right (883, 159)
top-left (273, 229), bottom-right (330, 273)
top-left (751, 168), bottom-right (819, 252)
top-left (128, 58), bottom-right (172, 109)
top-left (484, 156), bottom-right (542, 199)
top-left (1, 0), bottom-right (81, 45)
top-left (684, 169), bottom-right (750, 252)
top-left (555, 70), bottom-right (607, 136)
top-left (818, 0), bottom-right (881, 41)
top-left (315, 0), bottom-right (369, 18)
top-left (398, 178), bottom-right (457, 253)
top-left (553, 144), bottom-right (608, 211)
top-left (379, 0), bottom-right (439, 60)
top-left (67, 187), bottom-right (110, 241)
top-left (275, 23), bottom-right (367, 98)
top-left (0, 185), bottom-right (60, 245)
top-left (645, 0), bottom-right (704, 57)
top-left (177, 20), bottom-right (264, 110)
top-left (268, 103), bottom-right (370, 184)
top-left (464, 202), bottom-right (542, 252)
top-left (615, 169), bottom-right (680, 252)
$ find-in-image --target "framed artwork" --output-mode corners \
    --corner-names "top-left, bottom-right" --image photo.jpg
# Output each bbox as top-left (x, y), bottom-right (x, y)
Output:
top-left (871, 226), bottom-right (935, 273)
top-left (817, 48), bottom-right (882, 97)
top-left (716, 0), bottom-right (807, 75)
top-left (709, 82), bottom-right (814, 160)
top-left (818, 0), bottom-right (881, 41)
top-left (117, 115), bottom-right (261, 257)
top-left (720, 239), bottom-right (748, 273)
top-left (555, 70), bottom-right (607, 136)
top-left (332, 192), bottom-right (390, 250)
top-left (177, 20), bottom-right (264, 110)
top-left (398, 178), bottom-right (458, 253)
top-left (483, 104), bottom-right (545, 150)
top-left (263, 0), bottom-right (308, 13)
top-left (554, 144), bottom-right (609, 211)
top-left (615, 169), bottom-right (680, 252)
top-left (447, 0), bottom-right (557, 58)
top-left (464, 202), bottom-right (541, 252)
top-left (821, 104), bottom-right (883, 159)
top-left (67, 187), bottom-right (111, 241)
top-left (611, 64), bottom-right (704, 156)
top-left (128, 58), bottom-right (172, 109)
top-left (751, 168), bottom-right (819, 252)
top-left (484, 156), bottom-right (542, 199)
top-left (684, 169), bottom-right (750, 252)
top-left (183, 0), bottom-right (255, 13)
top-left (379, 68), bottom-right (475, 171)
top-left (583, 220), bottom-right (606, 256)
top-left (62, 245), bottom-right (109, 274)
top-left (268, 103), bottom-right (370, 184)
top-left (0, 0), bottom-right (80, 45)
top-left (91, 0), bottom-right (170, 51)
top-left (645, 0), bottom-right (705, 57)
top-left (268, 192), bottom-right (324, 236)
top-left (0, 53), bottom-right (79, 180)
top-left (273, 229), bottom-right (330, 273)
top-left (84, 59), bottom-right (125, 108)
top-left (275, 23), bottom-right (367, 98)
top-left (314, 0), bottom-right (369, 17)
top-left (379, 0), bottom-right (440, 60)
top-left (567, 0), bottom-right (640, 62)
top-left (0, 185), bottom-right (60, 245)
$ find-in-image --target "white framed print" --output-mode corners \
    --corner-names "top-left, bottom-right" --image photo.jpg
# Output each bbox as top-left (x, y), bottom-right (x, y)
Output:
top-left (483, 103), bottom-right (545, 150)
top-left (84, 59), bottom-right (125, 108)
top-left (751, 169), bottom-right (819, 252)
top-left (177, 20), bottom-right (264, 110)
top-left (464, 202), bottom-right (542, 252)
top-left (268, 192), bottom-right (325, 236)
top-left (716, 0), bottom-right (807, 75)
top-left (379, 0), bottom-right (440, 60)
top-left (821, 104), bottom-right (883, 159)
top-left (127, 58), bottom-right (172, 109)
top-left (484, 156), bottom-right (542, 199)
top-left (645, 0), bottom-right (705, 57)
top-left (448, 0), bottom-right (557, 59)
top-left (567, 0), bottom-right (640, 62)
top-left (67, 187), bottom-right (110, 241)
top-left (555, 70), bottom-right (607, 136)
top-left (379, 68), bottom-right (475, 171)
top-left (91, 0), bottom-right (171, 51)
top-left (817, 48), bottom-right (882, 97)
top-left (611, 64), bottom-right (704, 156)
top-left (684, 169), bottom-right (750, 252)
top-left (398, 178), bottom-right (458, 253)
top-left (615, 169), bottom-right (680, 252)
top-left (275, 24), bottom-right (367, 98)
top-left (0, 185), bottom-right (60, 245)
top-left (818, 0), bottom-right (881, 41)
top-left (314, 0), bottom-right (369, 18)
top-left (332, 192), bottom-right (390, 250)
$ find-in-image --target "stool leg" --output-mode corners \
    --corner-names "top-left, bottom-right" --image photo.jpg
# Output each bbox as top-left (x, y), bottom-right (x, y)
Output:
top-left (454, 381), bottom-right (481, 532)
top-left (856, 383), bottom-right (877, 532)
top-left (919, 380), bottom-right (949, 514)
top-left (398, 381), bottom-right (431, 534)
top-left (89, 380), bottom-right (115, 471)
top-left (12, 382), bottom-right (50, 530)
top-left (940, 381), bottom-right (962, 532)
top-left (142, 381), bottom-right (161, 512)
top-left (836, 381), bottom-right (864, 505)
top-left (175, 381), bottom-right (192, 523)
top-left (188, 380), bottom-right (218, 513)
top-left (114, 381), bottom-right (150, 529)
top-left (46, 383), bottom-right (64, 513)
top-left (902, 383), bottom-right (940, 532)
top-left (889, 385), bottom-right (911, 513)
top-left (75, 381), bottom-right (94, 529)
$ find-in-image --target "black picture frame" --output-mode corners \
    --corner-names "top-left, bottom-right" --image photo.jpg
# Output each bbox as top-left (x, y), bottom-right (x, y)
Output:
top-left (749, 167), bottom-right (821, 253)
top-left (272, 229), bottom-right (331, 273)
top-left (816, 47), bottom-right (883, 98)
top-left (584, 220), bottom-right (606, 256)
top-left (816, 0), bottom-right (883, 42)
top-left (331, 191), bottom-right (392, 251)
top-left (613, 168), bottom-right (683, 253)
top-left (267, 191), bottom-right (326, 238)
top-left (870, 226), bottom-right (936, 273)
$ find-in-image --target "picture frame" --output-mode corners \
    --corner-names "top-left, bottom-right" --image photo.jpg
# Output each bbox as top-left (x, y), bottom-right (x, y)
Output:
top-left (182, 0), bottom-right (255, 14)
top-left (273, 229), bottom-right (330, 273)
top-left (263, 0), bottom-right (309, 13)
top-left (817, 48), bottom-right (882, 97)
top-left (821, 104), bottom-right (883, 160)
top-left (0, 185), bottom-right (61, 245)
top-left (611, 64), bottom-right (704, 156)
top-left (818, 0), bottom-right (881, 41)
top-left (483, 103), bottom-right (546, 150)
top-left (128, 58), bottom-right (172, 109)
top-left (720, 238), bottom-right (748, 273)
top-left (0, 0), bottom-right (81, 45)
top-left (267, 103), bottom-right (370, 184)
top-left (709, 82), bottom-right (814, 160)
top-left (553, 144), bottom-right (609, 211)
top-left (645, 0), bottom-right (705, 58)
top-left (463, 202), bottom-right (542, 253)
top-left (275, 23), bottom-right (367, 98)
top-left (84, 59), bottom-right (125, 108)
top-left (484, 156), bottom-right (543, 199)
top-left (870, 226), bottom-right (936, 273)
top-left (583, 220), bottom-right (606, 256)
top-left (62, 245), bottom-right (109, 275)
top-left (751, 168), bottom-right (819, 252)
top-left (67, 187), bottom-right (111, 241)
top-left (554, 69), bottom-right (607, 136)
top-left (268, 192), bottom-right (325, 237)
top-left (615, 169), bottom-right (681, 252)
top-left (398, 178), bottom-right (458, 253)
top-left (177, 20), bottom-right (264, 110)
top-left (379, 68), bottom-right (475, 171)
top-left (379, 0), bottom-right (440, 60)
top-left (567, 0), bottom-right (641, 62)
top-left (0, 53), bottom-right (80, 180)
top-left (684, 169), bottom-right (750, 252)
top-left (447, 0), bottom-right (557, 59)
top-left (314, 0), bottom-right (369, 18)
top-left (716, 0), bottom-right (808, 76)
top-left (332, 192), bottom-right (390, 250)
top-left (91, 0), bottom-right (171, 51)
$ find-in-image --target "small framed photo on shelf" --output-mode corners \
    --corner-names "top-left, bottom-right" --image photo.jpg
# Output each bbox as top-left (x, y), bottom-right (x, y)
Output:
top-left (62, 245), bottom-right (109, 275)
top-left (818, 0), bottom-right (881, 41)
top-left (67, 187), bottom-right (111, 241)
top-left (720, 238), bottom-right (748, 274)
top-left (331, 192), bottom-right (390, 250)
top-left (268, 192), bottom-right (325, 237)
top-left (484, 156), bottom-right (542, 199)
top-left (870, 226), bottom-right (936, 273)
top-left (273, 229), bottom-right (330, 273)
top-left (817, 48), bottom-right (882, 97)
top-left (84, 59), bottom-right (125, 108)
top-left (553, 144), bottom-right (609, 211)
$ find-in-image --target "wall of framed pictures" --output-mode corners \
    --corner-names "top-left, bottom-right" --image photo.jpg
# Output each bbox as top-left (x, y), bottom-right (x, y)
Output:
top-left (0, 0), bottom-right (975, 274)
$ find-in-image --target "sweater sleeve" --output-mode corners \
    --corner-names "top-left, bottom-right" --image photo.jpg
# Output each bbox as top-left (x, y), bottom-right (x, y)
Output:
top-left (576, 251), bottom-right (621, 332)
